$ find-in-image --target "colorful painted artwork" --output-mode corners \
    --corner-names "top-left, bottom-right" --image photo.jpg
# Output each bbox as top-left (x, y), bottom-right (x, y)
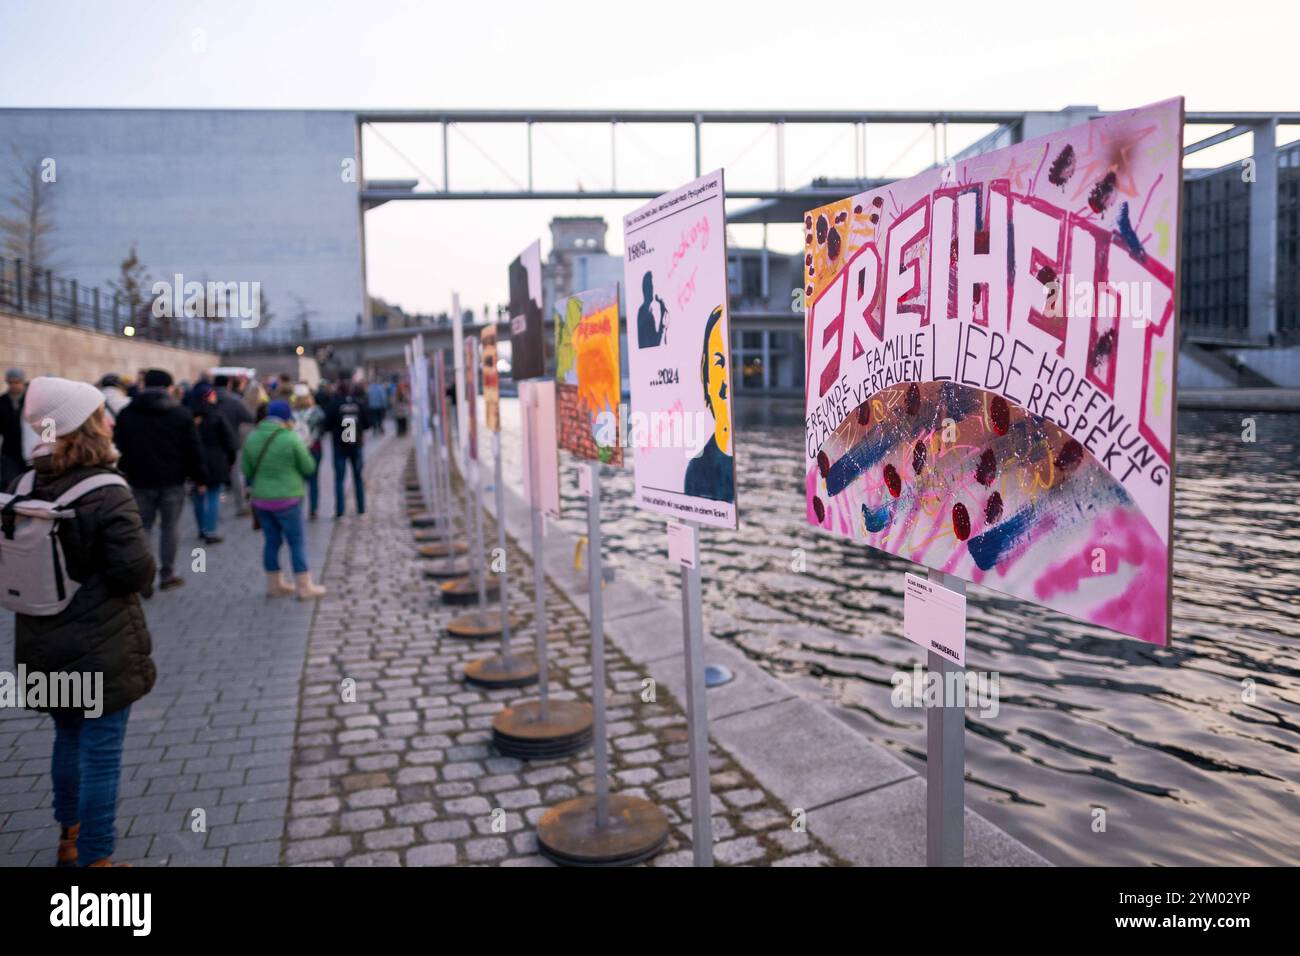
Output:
top-left (481, 326), bottom-right (500, 433)
top-left (520, 378), bottom-right (561, 520)
top-left (508, 239), bottom-right (545, 381)
top-left (804, 99), bottom-right (1182, 646)
top-left (623, 170), bottom-right (738, 529)
top-left (554, 284), bottom-right (623, 465)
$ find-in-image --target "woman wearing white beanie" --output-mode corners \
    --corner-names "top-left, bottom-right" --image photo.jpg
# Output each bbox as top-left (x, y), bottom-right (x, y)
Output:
top-left (6, 376), bottom-right (157, 867)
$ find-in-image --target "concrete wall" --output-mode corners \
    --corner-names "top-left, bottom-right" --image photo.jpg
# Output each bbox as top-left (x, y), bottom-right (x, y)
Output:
top-left (1, 309), bottom-right (217, 385)
top-left (1230, 346), bottom-right (1300, 387)
top-left (0, 108), bottom-right (365, 335)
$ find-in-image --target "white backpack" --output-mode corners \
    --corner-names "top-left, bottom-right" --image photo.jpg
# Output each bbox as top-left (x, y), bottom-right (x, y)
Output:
top-left (0, 470), bottom-right (129, 616)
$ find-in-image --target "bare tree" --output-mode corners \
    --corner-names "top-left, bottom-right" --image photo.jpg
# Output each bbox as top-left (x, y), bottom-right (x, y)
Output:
top-left (107, 243), bottom-right (154, 334)
top-left (1, 146), bottom-right (58, 296)
top-left (291, 294), bottom-right (316, 340)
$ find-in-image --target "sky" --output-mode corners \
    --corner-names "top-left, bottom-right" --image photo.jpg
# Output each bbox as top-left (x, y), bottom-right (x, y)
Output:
top-left (1, 0), bottom-right (1296, 316)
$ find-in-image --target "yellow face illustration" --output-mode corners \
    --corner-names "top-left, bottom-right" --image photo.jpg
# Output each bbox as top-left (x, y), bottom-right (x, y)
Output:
top-left (706, 317), bottom-right (730, 454)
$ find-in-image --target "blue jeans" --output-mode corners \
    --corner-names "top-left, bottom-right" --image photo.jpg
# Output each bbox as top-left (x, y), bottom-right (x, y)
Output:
top-left (333, 445), bottom-right (365, 516)
top-left (256, 501), bottom-right (309, 573)
top-left (51, 706), bottom-right (132, 865)
top-left (191, 483), bottom-right (223, 536)
top-left (306, 447), bottom-right (322, 516)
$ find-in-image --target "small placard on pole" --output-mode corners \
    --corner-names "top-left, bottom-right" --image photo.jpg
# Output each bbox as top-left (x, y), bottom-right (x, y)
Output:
top-left (903, 572), bottom-right (967, 667)
top-left (667, 520), bottom-right (697, 569)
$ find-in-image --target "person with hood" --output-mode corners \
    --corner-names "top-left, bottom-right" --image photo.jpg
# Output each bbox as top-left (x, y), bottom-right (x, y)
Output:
top-left (111, 368), bottom-right (207, 591)
top-left (242, 399), bottom-right (326, 599)
top-left (7, 376), bottom-right (157, 867)
top-left (190, 382), bottom-right (237, 543)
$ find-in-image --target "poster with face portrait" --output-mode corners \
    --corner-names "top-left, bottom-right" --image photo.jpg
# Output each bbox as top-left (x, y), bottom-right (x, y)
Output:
top-left (623, 169), bottom-right (737, 529)
top-left (803, 98), bottom-right (1182, 645)
top-left (508, 239), bottom-right (545, 381)
top-left (481, 326), bottom-right (500, 434)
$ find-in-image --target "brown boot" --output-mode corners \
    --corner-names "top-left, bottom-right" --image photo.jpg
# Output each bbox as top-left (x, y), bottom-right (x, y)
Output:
top-left (57, 823), bottom-right (79, 867)
top-left (295, 572), bottom-right (327, 600)
top-left (266, 571), bottom-right (295, 597)
top-left (86, 858), bottom-right (132, 868)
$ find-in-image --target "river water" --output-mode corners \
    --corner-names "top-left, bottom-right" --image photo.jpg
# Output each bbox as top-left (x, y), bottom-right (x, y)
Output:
top-left (497, 400), bottom-right (1300, 866)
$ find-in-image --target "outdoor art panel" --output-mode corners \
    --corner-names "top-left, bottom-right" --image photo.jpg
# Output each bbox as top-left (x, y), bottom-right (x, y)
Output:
top-left (804, 99), bottom-right (1183, 645)
top-left (623, 170), bottom-right (738, 529)
top-left (464, 336), bottom-right (478, 461)
top-left (481, 325), bottom-right (500, 434)
top-left (508, 239), bottom-right (546, 381)
top-left (520, 378), bottom-right (561, 520)
top-left (554, 284), bottom-right (623, 465)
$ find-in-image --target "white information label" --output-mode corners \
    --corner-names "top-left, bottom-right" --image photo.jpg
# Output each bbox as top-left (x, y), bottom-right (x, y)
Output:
top-left (577, 465), bottom-right (592, 499)
top-left (903, 573), bottom-right (967, 667)
top-left (666, 520), bottom-right (696, 569)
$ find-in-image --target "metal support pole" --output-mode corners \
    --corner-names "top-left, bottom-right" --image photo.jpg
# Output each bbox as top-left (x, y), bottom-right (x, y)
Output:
top-left (587, 461), bottom-right (609, 828)
top-left (494, 432), bottom-right (512, 660)
top-left (527, 121), bottom-right (534, 193)
top-left (694, 115), bottom-right (702, 177)
top-left (680, 524), bottom-right (712, 866)
top-left (926, 569), bottom-right (965, 867)
top-left (776, 121), bottom-right (785, 191)
top-left (435, 406), bottom-right (457, 576)
top-left (610, 121), bottom-right (617, 192)
top-left (472, 457), bottom-right (487, 608)
top-left (442, 121), bottom-right (450, 193)
top-left (1249, 119), bottom-right (1278, 343)
top-left (527, 398), bottom-right (549, 718)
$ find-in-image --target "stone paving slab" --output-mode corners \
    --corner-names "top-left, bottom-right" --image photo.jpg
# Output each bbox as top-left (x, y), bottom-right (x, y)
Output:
top-left (809, 777), bottom-right (1048, 867)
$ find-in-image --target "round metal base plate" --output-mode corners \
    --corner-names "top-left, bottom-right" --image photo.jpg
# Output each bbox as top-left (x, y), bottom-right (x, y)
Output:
top-left (491, 700), bottom-right (594, 760)
top-left (439, 575), bottom-right (500, 604)
top-left (410, 512), bottom-right (452, 529)
top-left (422, 560), bottom-right (474, 580)
top-left (463, 653), bottom-right (539, 688)
top-left (537, 795), bottom-right (670, 867)
top-left (416, 540), bottom-right (469, 558)
top-left (412, 529), bottom-right (461, 544)
top-left (445, 610), bottom-right (520, 639)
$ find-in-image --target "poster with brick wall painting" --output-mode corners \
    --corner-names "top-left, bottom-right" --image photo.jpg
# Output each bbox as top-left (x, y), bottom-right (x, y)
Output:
top-left (554, 284), bottom-right (623, 465)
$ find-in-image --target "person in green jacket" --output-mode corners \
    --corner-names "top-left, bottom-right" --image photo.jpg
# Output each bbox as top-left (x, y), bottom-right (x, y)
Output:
top-left (241, 400), bottom-right (326, 599)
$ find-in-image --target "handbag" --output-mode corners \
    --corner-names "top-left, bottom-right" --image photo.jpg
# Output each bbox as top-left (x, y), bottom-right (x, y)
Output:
top-left (247, 427), bottom-right (285, 531)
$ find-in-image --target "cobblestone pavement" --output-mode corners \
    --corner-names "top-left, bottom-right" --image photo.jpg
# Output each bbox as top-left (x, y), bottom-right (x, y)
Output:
top-left (0, 440), bottom-right (381, 867)
top-left (285, 436), bottom-right (842, 867)
top-left (1, 431), bottom-right (839, 867)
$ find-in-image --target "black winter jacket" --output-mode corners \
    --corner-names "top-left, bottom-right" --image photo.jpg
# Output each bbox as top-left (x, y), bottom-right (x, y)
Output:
top-left (214, 388), bottom-right (254, 437)
top-left (8, 459), bottom-right (157, 716)
top-left (325, 395), bottom-right (370, 450)
top-left (113, 389), bottom-right (207, 488)
top-left (196, 405), bottom-right (238, 486)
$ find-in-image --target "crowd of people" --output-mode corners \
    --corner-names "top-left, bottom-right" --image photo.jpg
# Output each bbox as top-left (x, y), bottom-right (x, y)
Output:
top-left (0, 364), bottom-right (410, 867)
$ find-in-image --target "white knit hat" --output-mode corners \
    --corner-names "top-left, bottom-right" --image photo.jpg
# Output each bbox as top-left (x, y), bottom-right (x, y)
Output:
top-left (23, 376), bottom-right (106, 438)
